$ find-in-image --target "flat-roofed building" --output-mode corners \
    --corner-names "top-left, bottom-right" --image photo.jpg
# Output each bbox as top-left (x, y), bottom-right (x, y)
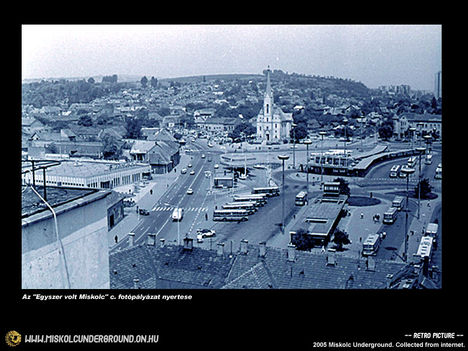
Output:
top-left (22, 186), bottom-right (112, 289)
top-left (22, 160), bottom-right (151, 189)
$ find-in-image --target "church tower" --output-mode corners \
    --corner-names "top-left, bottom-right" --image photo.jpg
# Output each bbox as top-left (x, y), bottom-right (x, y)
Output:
top-left (263, 66), bottom-right (273, 122)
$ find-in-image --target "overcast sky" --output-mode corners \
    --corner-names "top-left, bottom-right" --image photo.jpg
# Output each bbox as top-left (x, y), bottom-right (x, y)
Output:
top-left (22, 24), bottom-right (442, 91)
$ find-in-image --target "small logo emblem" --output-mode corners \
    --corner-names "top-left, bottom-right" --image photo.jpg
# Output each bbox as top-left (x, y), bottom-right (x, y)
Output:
top-left (5, 331), bottom-right (21, 347)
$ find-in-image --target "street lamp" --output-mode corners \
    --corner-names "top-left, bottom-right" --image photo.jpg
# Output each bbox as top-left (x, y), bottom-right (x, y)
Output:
top-left (416, 147), bottom-right (426, 219)
top-left (409, 127), bottom-right (416, 150)
top-left (417, 122), bottom-right (424, 147)
top-left (342, 118), bottom-right (349, 169)
top-left (423, 134), bottom-right (432, 153)
top-left (278, 154), bottom-right (290, 235)
top-left (291, 123), bottom-right (297, 169)
top-left (319, 131), bottom-right (327, 189)
top-left (303, 139), bottom-right (312, 205)
top-left (400, 166), bottom-right (415, 262)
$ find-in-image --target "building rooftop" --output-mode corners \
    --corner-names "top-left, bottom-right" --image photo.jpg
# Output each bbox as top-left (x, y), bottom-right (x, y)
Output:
top-left (21, 185), bottom-right (100, 219)
top-left (109, 240), bottom-right (409, 289)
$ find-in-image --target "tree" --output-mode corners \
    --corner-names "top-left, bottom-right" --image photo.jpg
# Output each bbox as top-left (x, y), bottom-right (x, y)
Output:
top-left (125, 118), bottom-right (143, 139)
top-left (291, 228), bottom-right (314, 251)
top-left (414, 178), bottom-right (432, 199)
top-left (140, 76), bottom-right (148, 88)
top-left (333, 177), bottom-right (350, 196)
top-left (290, 122), bottom-right (308, 141)
top-left (87, 77), bottom-right (95, 84)
top-left (378, 118), bottom-right (394, 140)
top-left (102, 134), bottom-right (121, 160)
top-left (78, 114), bottom-right (93, 127)
top-left (332, 229), bottom-right (351, 251)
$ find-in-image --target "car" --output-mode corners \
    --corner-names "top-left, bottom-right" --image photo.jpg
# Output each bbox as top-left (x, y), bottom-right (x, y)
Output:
top-left (187, 164), bottom-right (192, 168)
top-left (139, 209), bottom-right (150, 216)
top-left (190, 170), bottom-right (195, 175)
top-left (181, 168), bottom-right (187, 174)
top-left (201, 154), bottom-right (206, 159)
top-left (196, 228), bottom-right (216, 242)
top-left (214, 164), bottom-right (219, 169)
top-left (186, 188), bottom-right (193, 195)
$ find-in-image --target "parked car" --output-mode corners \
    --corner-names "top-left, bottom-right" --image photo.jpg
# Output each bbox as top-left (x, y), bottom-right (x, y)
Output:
top-left (181, 168), bottom-right (187, 174)
top-left (190, 170), bottom-right (195, 175)
top-left (139, 209), bottom-right (150, 216)
top-left (196, 228), bottom-right (216, 242)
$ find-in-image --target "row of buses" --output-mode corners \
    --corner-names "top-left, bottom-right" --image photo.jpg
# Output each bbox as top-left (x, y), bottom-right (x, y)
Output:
top-left (389, 154), bottom-right (434, 178)
top-left (212, 186), bottom-right (279, 222)
top-left (414, 222), bottom-right (439, 262)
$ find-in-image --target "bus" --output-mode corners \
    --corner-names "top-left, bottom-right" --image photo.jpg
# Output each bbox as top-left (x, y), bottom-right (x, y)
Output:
top-left (407, 156), bottom-right (417, 168)
top-left (295, 191), bottom-right (307, 206)
top-left (362, 234), bottom-right (382, 256)
top-left (222, 202), bottom-right (257, 214)
top-left (389, 165), bottom-right (400, 178)
top-left (425, 223), bottom-right (439, 237)
top-left (383, 207), bottom-right (398, 224)
top-left (171, 208), bottom-right (184, 221)
top-left (233, 194), bottom-right (267, 206)
top-left (435, 163), bottom-right (442, 179)
top-left (213, 209), bottom-right (249, 222)
top-left (392, 196), bottom-right (405, 211)
top-left (424, 154), bottom-right (433, 165)
top-left (414, 236), bottom-right (433, 261)
top-left (252, 186), bottom-right (280, 197)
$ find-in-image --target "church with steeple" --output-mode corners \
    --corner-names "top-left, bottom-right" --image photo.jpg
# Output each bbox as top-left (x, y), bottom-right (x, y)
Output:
top-left (256, 67), bottom-right (293, 143)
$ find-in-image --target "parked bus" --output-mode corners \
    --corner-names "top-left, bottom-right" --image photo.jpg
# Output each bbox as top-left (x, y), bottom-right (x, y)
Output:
top-left (389, 165), bottom-right (400, 178)
top-left (425, 223), bottom-right (439, 237)
top-left (435, 163), bottom-right (442, 179)
top-left (414, 236), bottom-right (433, 261)
top-left (222, 202), bottom-right (256, 214)
top-left (171, 208), bottom-right (184, 221)
top-left (362, 234), bottom-right (382, 256)
top-left (233, 194), bottom-right (267, 206)
top-left (383, 207), bottom-right (398, 224)
top-left (252, 186), bottom-right (280, 197)
top-left (392, 196), bottom-right (405, 211)
top-left (295, 191), bottom-right (307, 206)
top-left (213, 209), bottom-right (249, 222)
top-left (407, 156), bottom-right (417, 168)
top-left (424, 154), bottom-right (433, 165)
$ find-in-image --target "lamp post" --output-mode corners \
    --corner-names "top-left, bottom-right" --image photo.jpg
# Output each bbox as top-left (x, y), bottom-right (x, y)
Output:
top-left (400, 166), bottom-right (415, 262)
top-left (423, 134), bottom-right (432, 154)
top-left (291, 123), bottom-right (297, 169)
top-left (417, 122), bottom-right (424, 147)
top-left (278, 154), bottom-right (289, 235)
top-left (416, 147), bottom-right (426, 219)
top-left (409, 127), bottom-right (416, 150)
top-left (319, 131), bottom-right (327, 189)
top-left (303, 139), bottom-right (312, 205)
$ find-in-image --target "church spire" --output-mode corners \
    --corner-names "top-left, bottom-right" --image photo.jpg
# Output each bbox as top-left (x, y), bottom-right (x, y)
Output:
top-left (265, 66), bottom-right (272, 97)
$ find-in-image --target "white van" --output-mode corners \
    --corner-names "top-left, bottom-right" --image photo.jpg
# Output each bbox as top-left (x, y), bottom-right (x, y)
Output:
top-left (172, 208), bottom-right (184, 221)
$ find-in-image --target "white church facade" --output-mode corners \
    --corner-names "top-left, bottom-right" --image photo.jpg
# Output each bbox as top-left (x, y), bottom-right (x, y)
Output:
top-left (256, 68), bottom-right (293, 143)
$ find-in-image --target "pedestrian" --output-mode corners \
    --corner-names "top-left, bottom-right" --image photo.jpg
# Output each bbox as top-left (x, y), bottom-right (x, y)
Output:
top-left (114, 235), bottom-right (118, 244)
top-left (150, 189), bottom-right (153, 195)
top-left (360, 212), bottom-right (364, 219)
top-left (205, 213), bottom-right (208, 221)
top-left (370, 192), bottom-right (373, 198)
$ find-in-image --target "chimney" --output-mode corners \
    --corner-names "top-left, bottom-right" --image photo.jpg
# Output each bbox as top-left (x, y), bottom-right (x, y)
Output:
top-left (366, 257), bottom-right (376, 271)
top-left (183, 237), bottom-right (193, 251)
top-left (287, 243), bottom-right (296, 262)
top-left (259, 241), bottom-right (266, 258)
top-left (326, 249), bottom-right (336, 266)
top-left (133, 278), bottom-right (139, 289)
top-left (128, 232), bottom-right (135, 247)
top-left (160, 238), bottom-right (165, 248)
top-left (217, 242), bottom-right (225, 257)
top-left (147, 233), bottom-right (156, 246)
top-left (240, 239), bottom-right (248, 254)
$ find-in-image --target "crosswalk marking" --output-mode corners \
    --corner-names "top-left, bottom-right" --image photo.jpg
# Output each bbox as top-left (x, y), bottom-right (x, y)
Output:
top-left (151, 206), bottom-right (208, 212)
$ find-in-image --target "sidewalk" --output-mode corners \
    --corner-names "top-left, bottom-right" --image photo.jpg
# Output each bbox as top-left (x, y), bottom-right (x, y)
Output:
top-left (107, 153), bottom-right (193, 249)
